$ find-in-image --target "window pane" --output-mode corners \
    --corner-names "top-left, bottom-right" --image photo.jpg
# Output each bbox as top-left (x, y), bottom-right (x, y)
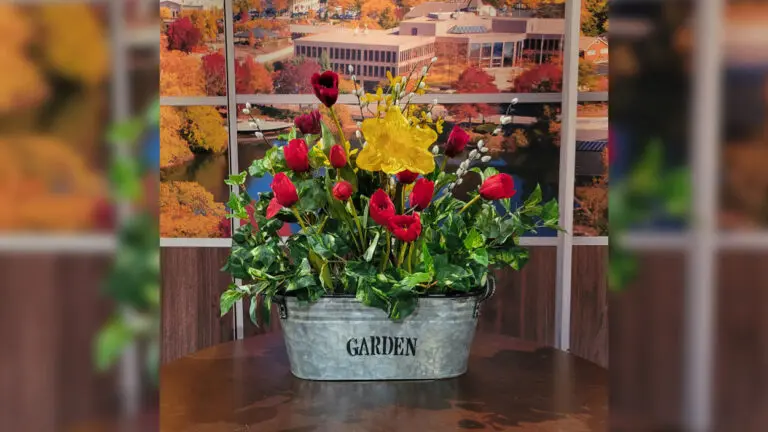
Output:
top-left (574, 102), bottom-right (608, 236)
top-left (160, 106), bottom-right (230, 238)
top-left (161, 0), bottom-right (226, 97)
top-left (493, 42), bottom-right (504, 58)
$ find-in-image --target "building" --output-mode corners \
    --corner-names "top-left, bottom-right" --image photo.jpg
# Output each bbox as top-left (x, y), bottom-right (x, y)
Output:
top-left (293, 31), bottom-right (437, 90)
top-left (290, 0), bottom-right (321, 13)
top-left (399, 12), bottom-right (565, 68)
top-left (159, 0), bottom-right (205, 19)
top-left (579, 36), bottom-right (608, 63)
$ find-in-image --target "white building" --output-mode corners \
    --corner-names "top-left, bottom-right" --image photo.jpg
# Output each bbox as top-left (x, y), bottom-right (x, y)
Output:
top-left (290, 0), bottom-right (321, 13)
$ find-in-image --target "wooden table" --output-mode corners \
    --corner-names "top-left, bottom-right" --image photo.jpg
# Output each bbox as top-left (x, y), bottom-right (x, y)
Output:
top-left (161, 333), bottom-right (607, 431)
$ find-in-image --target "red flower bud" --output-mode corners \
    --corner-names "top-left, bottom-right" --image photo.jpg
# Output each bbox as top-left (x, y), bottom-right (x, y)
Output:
top-left (370, 189), bottom-right (395, 226)
top-left (479, 173), bottom-right (516, 200)
top-left (329, 144), bottom-right (347, 168)
top-left (270, 172), bottom-right (299, 208)
top-left (284, 139), bottom-right (310, 173)
top-left (310, 71), bottom-right (339, 107)
top-left (266, 197), bottom-right (283, 219)
top-left (387, 213), bottom-right (422, 243)
top-left (409, 178), bottom-right (434, 210)
top-left (444, 125), bottom-right (470, 157)
top-left (395, 170), bottom-right (419, 184)
top-left (332, 180), bottom-right (354, 201)
top-left (294, 110), bottom-right (322, 135)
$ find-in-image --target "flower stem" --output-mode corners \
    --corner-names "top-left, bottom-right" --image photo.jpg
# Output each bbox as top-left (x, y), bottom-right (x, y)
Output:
top-left (397, 242), bottom-right (407, 267)
top-left (291, 207), bottom-right (309, 233)
top-left (458, 195), bottom-right (482, 214)
top-left (380, 231), bottom-right (391, 273)
top-left (348, 201), bottom-right (366, 250)
top-left (406, 242), bottom-right (414, 273)
top-left (328, 107), bottom-right (349, 151)
top-left (439, 156), bottom-right (448, 173)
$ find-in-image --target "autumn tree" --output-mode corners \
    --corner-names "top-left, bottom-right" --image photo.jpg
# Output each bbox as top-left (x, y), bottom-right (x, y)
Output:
top-left (201, 51), bottom-right (227, 96)
top-left (378, 7), bottom-right (399, 29)
top-left (273, 57), bottom-right (322, 94)
top-left (160, 7), bottom-right (172, 20)
top-left (512, 61), bottom-right (562, 92)
top-left (166, 17), bottom-right (201, 52)
top-left (581, 0), bottom-right (608, 36)
top-left (160, 35), bottom-right (206, 96)
top-left (236, 56), bottom-right (273, 94)
top-left (448, 66), bottom-right (499, 124)
top-left (179, 106), bottom-right (228, 153)
top-left (185, 10), bottom-right (219, 43)
top-left (159, 181), bottom-right (228, 238)
top-left (160, 107), bottom-right (193, 168)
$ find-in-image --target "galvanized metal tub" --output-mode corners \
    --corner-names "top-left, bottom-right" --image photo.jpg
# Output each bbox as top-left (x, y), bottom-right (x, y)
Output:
top-left (273, 280), bottom-right (495, 381)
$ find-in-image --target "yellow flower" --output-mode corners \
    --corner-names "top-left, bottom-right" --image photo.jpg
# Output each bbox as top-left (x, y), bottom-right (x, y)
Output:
top-left (386, 70), bottom-right (402, 88)
top-left (356, 106), bottom-right (437, 174)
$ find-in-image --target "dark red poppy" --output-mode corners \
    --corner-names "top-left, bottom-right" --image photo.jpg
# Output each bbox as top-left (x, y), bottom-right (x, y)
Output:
top-left (370, 189), bottom-right (395, 226)
top-left (444, 125), bottom-right (470, 157)
top-left (332, 181), bottom-right (354, 201)
top-left (294, 110), bottom-right (322, 135)
top-left (395, 170), bottom-right (419, 184)
top-left (387, 213), bottom-right (422, 243)
top-left (270, 172), bottom-right (299, 207)
top-left (409, 178), bottom-right (434, 210)
top-left (479, 173), bottom-right (516, 200)
top-left (329, 144), bottom-right (347, 169)
top-left (310, 71), bottom-right (339, 107)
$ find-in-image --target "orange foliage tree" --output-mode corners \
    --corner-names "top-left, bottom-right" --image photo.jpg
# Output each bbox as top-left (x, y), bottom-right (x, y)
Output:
top-left (184, 10), bottom-right (220, 43)
top-left (159, 181), bottom-right (228, 238)
top-left (160, 35), bottom-right (206, 96)
top-left (179, 106), bottom-right (228, 153)
top-left (160, 107), bottom-right (193, 168)
top-left (447, 66), bottom-right (498, 124)
top-left (236, 56), bottom-right (274, 94)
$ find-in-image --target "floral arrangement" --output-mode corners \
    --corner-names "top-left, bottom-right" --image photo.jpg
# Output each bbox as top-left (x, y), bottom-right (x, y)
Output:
top-left (220, 63), bottom-right (560, 322)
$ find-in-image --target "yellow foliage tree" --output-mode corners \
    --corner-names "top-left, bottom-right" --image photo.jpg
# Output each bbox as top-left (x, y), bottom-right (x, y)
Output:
top-left (180, 106), bottom-right (228, 153)
top-left (0, 5), bottom-right (48, 113)
top-left (159, 181), bottom-right (227, 238)
top-left (160, 35), bottom-right (206, 96)
top-left (160, 107), bottom-right (193, 169)
top-left (37, 4), bottom-right (109, 87)
top-left (185, 10), bottom-right (219, 42)
top-left (160, 7), bottom-right (172, 20)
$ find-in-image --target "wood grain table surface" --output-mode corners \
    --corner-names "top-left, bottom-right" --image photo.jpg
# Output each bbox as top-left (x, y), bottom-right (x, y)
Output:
top-left (160, 332), bottom-right (608, 432)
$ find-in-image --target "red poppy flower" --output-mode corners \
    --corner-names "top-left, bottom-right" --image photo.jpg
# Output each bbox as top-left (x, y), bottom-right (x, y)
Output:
top-left (444, 125), bottom-right (470, 157)
top-left (479, 173), bottom-right (516, 200)
top-left (370, 189), bottom-right (395, 226)
top-left (310, 71), bottom-right (339, 107)
top-left (329, 144), bottom-right (347, 169)
top-left (409, 178), bottom-right (434, 210)
top-left (387, 213), bottom-right (422, 243)
top-left (332, 180), bottom-right (354, 201)
top-left (284, 139), bottom-right (310, 173)
top-left (270, 172), bottom-right (299, 207)
top-left (395, 170), bottom-right (419, 184)
top-left (294, 110), bottom-right (322, 135)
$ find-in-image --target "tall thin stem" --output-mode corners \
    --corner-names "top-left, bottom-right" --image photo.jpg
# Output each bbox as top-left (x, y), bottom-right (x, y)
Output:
top-left (291, 207), bottom-right (310, 233)
top-left (397, 242), bottom-right (407, 267)
top-left (328, 107), bottom-right (349, 152)
top-left (380, 231), bottom-right (391, 273)
top-left (458, 195), bottom-right (482, 214)
top-left (406, 242), bottom-right (414, 273)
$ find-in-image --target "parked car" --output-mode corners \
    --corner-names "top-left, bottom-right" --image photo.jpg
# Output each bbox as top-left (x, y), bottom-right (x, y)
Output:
top-left (263, 8), bottom-right (276, 17)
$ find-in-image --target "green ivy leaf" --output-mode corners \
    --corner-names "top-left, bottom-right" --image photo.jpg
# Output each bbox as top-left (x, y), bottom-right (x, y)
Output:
top-left (319, 263), bottom-right (333, 292)
top-left (541, 199), bottom-right (560, 226)
top-left (107, 118), bottom-right (144, 146)
top-left (422, 242), bottom-right (434, 276)
top-left (471, 248), bottom-right (489, 266)
top-left (309, 144), bottom-right (330, 168)
top-left (524, 184), bottom-right (542, 208)
top-left (224, 171), bottom-right (247, 186)
top-left (249, 296), bottom-right (258, 326)
top-left (364, 232), bottom-right (380, 262)
top-left (220, 286), bottom-right (246, 316)
top-left (321, 122), bottom-right (335, 151)
top-left (94, 316), bottom-right (134, 371)
top-left (463, 228), bottom-right (485, 250)
top-left (395, 272), bottom-right (431, 290)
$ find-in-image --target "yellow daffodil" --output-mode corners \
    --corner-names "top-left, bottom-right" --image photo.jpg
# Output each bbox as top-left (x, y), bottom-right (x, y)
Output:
top-left (356, 106), bottom-right (437, 174)
top-left (386, 70), bottom-right (402, 88)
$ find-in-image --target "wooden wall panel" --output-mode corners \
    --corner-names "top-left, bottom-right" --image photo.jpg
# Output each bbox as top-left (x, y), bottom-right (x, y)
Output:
top-left (609, 251), bottom-right (686, 430)
top-left (0, 253), bottom-right (119, 430)
top-left (477, 246), bottom-right (557, 346)
top-left (571, 246), bottom-right (609, 368)
top-left (160, 247), bottom-right (234, 364)
top-left (714, 251), bottom-right (768, 431)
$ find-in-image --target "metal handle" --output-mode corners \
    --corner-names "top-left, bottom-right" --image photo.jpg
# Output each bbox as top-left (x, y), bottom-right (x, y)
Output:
top-left (474, 276), bottom-right (496, 318)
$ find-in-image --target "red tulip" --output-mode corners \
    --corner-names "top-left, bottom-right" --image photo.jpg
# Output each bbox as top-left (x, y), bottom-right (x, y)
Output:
top-left (479, 173), bottom-right (516, 200)
top-left (444, 125), bottom-right (470, 157)
top-left (332, 181), bottom-right (354, 201)
top-left (270, 172), bottom-right (299, 207)
top-left (409, 178), bottom-right (434, 210)
top-left (294, 110), bottom-right (321, 135)
top-left (310, 71), bottom-right (339, 107)
top-left (395, 170), bottom-right (419, 184)
top-left (387, 213), bottom-right (422, 243)
top-left (370, 189), bottom-right (395, 226)
top-left (245, 201), bottom-right (259, 227)
top-left (284, 139), bottom-right (310, 173)
top-left (329, 144), bottom-right (347, 168)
